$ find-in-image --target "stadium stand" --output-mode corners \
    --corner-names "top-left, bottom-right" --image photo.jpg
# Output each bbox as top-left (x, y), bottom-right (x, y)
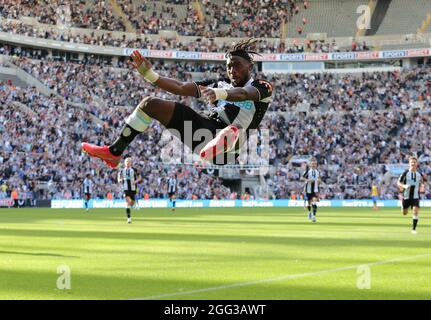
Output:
top-left (286, 0), bottom-right (361, 37)
top-left (375, 0), bottom-right (431, 35)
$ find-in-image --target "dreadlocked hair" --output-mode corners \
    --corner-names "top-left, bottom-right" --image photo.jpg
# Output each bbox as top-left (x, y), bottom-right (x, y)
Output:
top-left (225, 38), bottom-right (262, 64)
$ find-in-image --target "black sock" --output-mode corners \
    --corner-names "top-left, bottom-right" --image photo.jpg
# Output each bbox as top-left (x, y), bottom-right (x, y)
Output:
top-left (413, 217), bottom-right (418, 230)
top-left (312, 204), bottom-right (317, 216)
top-left (126, 208), bottom-right (131, 219)
top-left (84, 201), bottom-right (88, 209)
top-left (109, 124), bottom-right (141, 156)
top-left (307, 205), bottom-right (311, 212)
top-left (173, 200), bottom-right (176, 208)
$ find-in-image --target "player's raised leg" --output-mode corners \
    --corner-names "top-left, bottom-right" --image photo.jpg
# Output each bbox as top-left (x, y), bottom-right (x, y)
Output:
top-left (82, 97), bottom-right (176, 168)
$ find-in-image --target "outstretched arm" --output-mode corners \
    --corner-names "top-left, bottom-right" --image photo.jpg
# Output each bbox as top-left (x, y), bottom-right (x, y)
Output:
top-left (130, 50), bottom-right (198, 97)
top-left (199, 85), bottom-right (260, 103)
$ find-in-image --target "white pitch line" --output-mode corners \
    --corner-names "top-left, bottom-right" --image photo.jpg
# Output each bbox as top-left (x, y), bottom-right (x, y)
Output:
top-left (130, 252), bottom-right (431, 300)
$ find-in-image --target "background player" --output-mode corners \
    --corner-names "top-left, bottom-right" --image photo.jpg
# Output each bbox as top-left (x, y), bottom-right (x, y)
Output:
top-left (82, 174), bottom-right (93, 212)
top-left (397, 156), bottom-right (425, 234)
top-left (82, 39), bottom-right (273, 167)
top-left (301, 157), bottom-right (320, 223)
top-left (117, 158), bottom-right (141, 224)
top-left (371, 182), bottom-right (379, 210)
top-left (167, 173), bottom-right (177, 212)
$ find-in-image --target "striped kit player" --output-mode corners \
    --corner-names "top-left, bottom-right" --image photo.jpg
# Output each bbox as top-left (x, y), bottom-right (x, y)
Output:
top-left (397, 156), bottom-right (426, 234)
top-left (82, 174), bottom-right (93, 211)
top-left (301, 157), bottom-right (321, 223)
top-left (117, 158), bottom-right (141, 224)
top-left (167, 175), bottom-right (177, 211)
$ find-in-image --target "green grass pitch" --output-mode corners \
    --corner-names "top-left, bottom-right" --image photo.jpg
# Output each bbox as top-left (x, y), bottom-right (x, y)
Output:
top-left (0, 207), bottom-right (430, 300)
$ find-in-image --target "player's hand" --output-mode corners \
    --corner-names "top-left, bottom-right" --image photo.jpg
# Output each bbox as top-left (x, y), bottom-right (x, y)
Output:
top-left (129, 50), bottom-right (152, 74)
top-left (199, 85), bottom-right (217, 104)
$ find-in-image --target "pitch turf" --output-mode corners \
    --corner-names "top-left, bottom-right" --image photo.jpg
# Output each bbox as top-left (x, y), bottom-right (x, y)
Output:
top-left (0, 207), bottom-right (430, 300)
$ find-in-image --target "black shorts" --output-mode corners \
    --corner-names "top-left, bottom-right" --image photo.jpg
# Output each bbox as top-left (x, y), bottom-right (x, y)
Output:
top-left (166, 103), bottom-right (226, 153)
top-left (402, 199), bottom-right (420, 209)
top-left (124, 191), bottom-right (136, 201)
top-left (306, 193), bottom-right (318, 201)
top-left (84, 193), bottom-right (91, 200)
top-left (168, 192), bottom-right (176, 198)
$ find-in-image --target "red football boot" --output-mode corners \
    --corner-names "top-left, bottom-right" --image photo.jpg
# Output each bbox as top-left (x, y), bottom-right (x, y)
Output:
top-left (200, 125), bottom-right (240, 161)
top-left (81, 143), bottom-right (121, 169)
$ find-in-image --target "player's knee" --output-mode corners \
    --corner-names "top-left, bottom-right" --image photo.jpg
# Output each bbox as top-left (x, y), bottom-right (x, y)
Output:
top-left (137, 96), bottom-right (159, 115)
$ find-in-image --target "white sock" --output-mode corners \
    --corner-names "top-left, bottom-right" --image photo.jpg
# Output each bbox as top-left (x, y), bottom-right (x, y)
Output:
top-left (126, 105), bottom-right (152, 132)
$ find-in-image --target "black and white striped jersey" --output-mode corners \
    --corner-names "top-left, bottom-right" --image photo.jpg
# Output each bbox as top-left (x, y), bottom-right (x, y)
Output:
top-left (118, 168), bottom-right (138, 192)
top-left (398, 170), bottom-right (424, 200)
top-left (167, 177), bottom-right (177, 193)
top-left (83, 178), bottom-right (93, 194)
top-left (194, 78), bottom-right (273, 131)
top-left (303, 169), bottom-right (320, 193)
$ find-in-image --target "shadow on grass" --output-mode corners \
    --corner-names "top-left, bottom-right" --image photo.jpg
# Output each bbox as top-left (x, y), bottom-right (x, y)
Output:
top-left (0, 227), bottom-right (430, 249)
top-left (139, 217), bottom-right (430, 229)
top-left (0, 250), bottom-right (78, 258)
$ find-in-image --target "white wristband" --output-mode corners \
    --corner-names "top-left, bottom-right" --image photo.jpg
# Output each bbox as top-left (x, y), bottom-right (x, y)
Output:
top-left (212, 88), bottom-right (228, 101)
top-left (143, 69), bottom-right (160, 83)
top-left (137, 65), bottom-right (159, 83)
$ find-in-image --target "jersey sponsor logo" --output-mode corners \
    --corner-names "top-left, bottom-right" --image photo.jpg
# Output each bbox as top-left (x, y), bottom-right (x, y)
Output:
top-left (217, 100), bottom-right (255, 110)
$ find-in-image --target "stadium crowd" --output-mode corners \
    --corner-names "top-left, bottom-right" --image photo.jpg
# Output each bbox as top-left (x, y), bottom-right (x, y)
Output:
top-left (0, 0), bottom-right (126, 31)
top-left (4, 48), bottom-right (426, 116)
top-left (0, 0), bottom-right (300, 37)
top-left (0, 19), bottom-right (368, 54)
